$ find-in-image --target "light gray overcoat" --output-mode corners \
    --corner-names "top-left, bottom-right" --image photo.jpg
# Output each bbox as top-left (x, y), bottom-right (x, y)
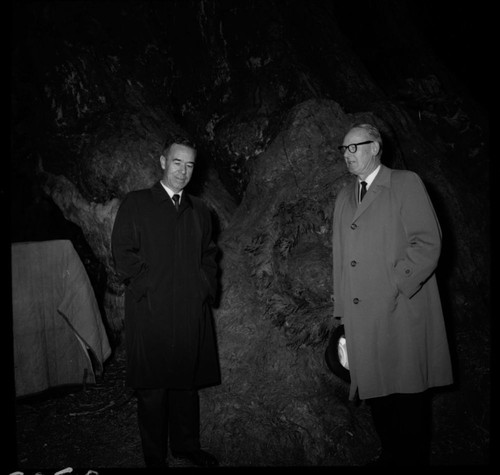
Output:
top-left (332, 165), bottom-right (453, 400)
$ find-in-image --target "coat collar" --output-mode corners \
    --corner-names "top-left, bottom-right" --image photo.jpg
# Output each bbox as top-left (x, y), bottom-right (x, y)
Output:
top-left (352, 165), bottom-right (391, 222)
top-left (150, 181), bottom-right (193, 210)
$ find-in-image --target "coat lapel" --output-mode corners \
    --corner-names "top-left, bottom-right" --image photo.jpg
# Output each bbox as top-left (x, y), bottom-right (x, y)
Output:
top-left (151, 181), bottom-right (170, 203)
top-left (352, 165), bottom-right (391, 222)
top-left (177, 192), bottom-right (193, 216)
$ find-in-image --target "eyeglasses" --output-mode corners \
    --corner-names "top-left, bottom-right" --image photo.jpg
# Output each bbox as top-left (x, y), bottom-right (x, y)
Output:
top-left (337, 141), bottom-right (373, 154)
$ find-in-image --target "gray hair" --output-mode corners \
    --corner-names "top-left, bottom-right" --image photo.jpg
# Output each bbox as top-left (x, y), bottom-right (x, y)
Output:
top-left (350, 123), bottom-right (383, 157)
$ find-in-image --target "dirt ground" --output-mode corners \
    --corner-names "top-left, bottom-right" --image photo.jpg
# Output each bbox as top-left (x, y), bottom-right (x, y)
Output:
top-left (12, 327), bottom-right (490, 474)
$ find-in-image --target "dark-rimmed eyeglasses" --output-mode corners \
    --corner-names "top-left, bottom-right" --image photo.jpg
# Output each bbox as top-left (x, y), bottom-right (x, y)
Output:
top-left (337, 141), bottom-right (373, 154)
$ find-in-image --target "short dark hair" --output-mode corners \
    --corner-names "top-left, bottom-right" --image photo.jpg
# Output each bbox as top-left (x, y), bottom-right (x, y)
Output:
top-left (161, 133), bottom-right (197, 156)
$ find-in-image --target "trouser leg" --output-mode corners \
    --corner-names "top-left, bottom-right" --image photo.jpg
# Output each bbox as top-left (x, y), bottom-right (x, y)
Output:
top-left (393, 392), bottom-right (431, 465)
top-left (168, 388), bottom-right (201, 453)
top-left (136, 388), bottom-right (168, 467)
top-left (368, 391), bottom-right (430, 465)
top-left (368, 394), bottom-right (397, 462)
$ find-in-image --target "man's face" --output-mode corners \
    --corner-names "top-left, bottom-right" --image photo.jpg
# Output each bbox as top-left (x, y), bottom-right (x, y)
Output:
top-left (160, 143), bottom-right (196, 193)
top-left (341, 128), bottom-right (379, 179)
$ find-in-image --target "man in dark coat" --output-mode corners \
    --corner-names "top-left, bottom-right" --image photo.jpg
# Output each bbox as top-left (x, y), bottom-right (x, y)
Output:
top-left (333, 123), bottom-right (453, 466)
top-left (111, 137), bottom-right (220, 468)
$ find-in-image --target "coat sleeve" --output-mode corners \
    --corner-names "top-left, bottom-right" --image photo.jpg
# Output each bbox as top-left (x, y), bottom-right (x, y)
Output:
top-left (393, 171), bottom-right (442, 298)
top-left (201, 208), bottom-right (219, 303)
top-left (111, 193), bottom-right (149, 301)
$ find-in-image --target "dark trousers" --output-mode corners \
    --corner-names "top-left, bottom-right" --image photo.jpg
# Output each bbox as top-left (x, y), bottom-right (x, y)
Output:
top-left (136, 388), bottom-right (200, 467)
top-left (367, 391), bottom-right (431, 466)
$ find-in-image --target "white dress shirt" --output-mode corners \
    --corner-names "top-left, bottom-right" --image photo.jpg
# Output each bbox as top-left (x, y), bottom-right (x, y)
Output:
top-left (358, 165), bottom-right (381, 202)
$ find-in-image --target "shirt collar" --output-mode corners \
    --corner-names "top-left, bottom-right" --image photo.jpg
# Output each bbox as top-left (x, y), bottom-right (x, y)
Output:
top-left (160, 181), bottom-right (183, 202)
top-left (359, 164), bottom-right (381, 188)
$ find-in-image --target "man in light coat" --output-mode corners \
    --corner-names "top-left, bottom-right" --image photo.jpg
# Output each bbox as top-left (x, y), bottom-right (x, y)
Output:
top-left (332, 123), bottom-right (453, 465)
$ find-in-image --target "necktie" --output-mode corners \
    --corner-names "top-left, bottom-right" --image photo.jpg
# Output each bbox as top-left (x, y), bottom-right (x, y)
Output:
top-left (173, 194), bottom-right (180, 211)
top-left (360, 181), bottom-right (367, 202)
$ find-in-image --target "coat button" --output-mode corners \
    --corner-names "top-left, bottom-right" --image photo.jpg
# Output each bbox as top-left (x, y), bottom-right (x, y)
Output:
top-left (405, 268), bottom-right (411, 274)
top-left (353, 298), bottom-right (359, 304)
top-left (350, 260), bottom-right (357, 267)
top-left (350, 223), bottom-right (357, 230)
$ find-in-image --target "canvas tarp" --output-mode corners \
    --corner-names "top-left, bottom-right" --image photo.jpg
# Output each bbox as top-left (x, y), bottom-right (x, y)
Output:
top-left (11, 239), bottom-right (112, 397)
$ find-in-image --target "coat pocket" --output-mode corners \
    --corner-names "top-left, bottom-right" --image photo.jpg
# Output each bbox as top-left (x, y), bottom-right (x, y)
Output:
top-left (199, 269), bottom-right (212, 303)
top-left (129, 267), bottom-right (149, 302)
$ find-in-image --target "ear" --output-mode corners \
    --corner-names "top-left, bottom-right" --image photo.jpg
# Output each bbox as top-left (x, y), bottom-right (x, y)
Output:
top-left (160, 155), bottom-right (166, 170)
top-left (371, 141), bottom-right (380, 156)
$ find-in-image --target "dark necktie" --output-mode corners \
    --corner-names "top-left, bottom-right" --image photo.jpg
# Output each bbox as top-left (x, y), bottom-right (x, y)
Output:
top-left (173, 194), bottom-right (180, 211)
top-left (360, 181), bottom-right (367, 202)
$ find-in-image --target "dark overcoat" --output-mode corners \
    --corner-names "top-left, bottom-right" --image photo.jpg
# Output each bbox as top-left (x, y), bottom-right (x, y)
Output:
top-left (332, 165), bottom-right (453, 400)
top-left (111, 182), bottom-right (220, 389)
